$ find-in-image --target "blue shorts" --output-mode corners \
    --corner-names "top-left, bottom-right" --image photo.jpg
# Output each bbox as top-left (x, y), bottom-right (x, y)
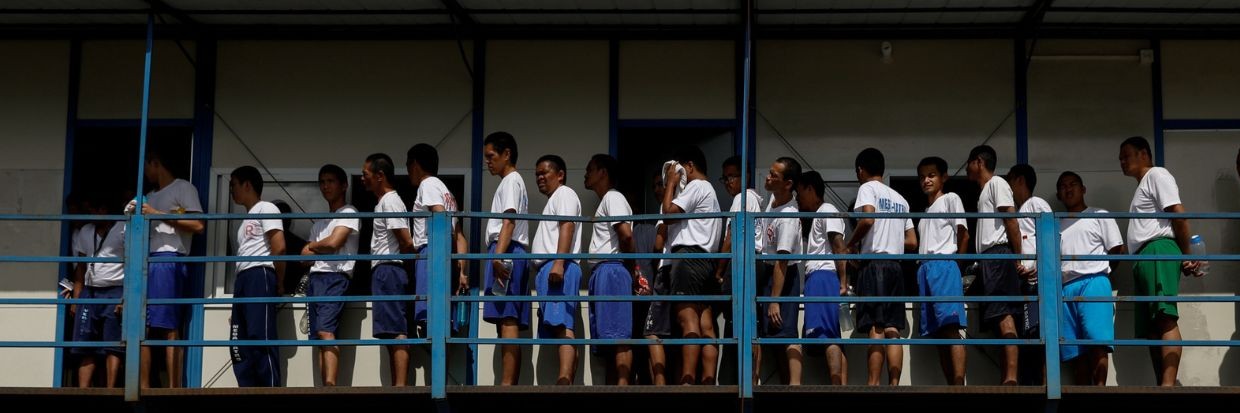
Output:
top-left (917, 260), bottom-right (967, 336)
top-left (308, 272), bottom-right (349, 337)
top-left (147, 252), bottom-right (188, 330)
top-left (803, 270), bottom-right (841, 357)
top-left (482, 242), bottom-right (531, 329)
top-left (371, 263), bottom-right (409, 338)
top-left (535, 260), bottom-right (582, 338)
top-left (588, 262), bottom-right (632, 346)
top-left (757, 263), bottom-right (801, 339)
top-left (413, 246), bottom-right (429, 324)
top-left (72, 285), bottom-right (124, 355)
top-left (1061, 273), bottom-right (1115, 362)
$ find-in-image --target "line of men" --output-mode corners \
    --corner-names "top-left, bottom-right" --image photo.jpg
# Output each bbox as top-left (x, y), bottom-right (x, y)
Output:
top-left (66, 135), bottom-right (1219, 388)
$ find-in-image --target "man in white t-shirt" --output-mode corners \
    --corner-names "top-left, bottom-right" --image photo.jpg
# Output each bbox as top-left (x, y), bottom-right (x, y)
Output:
top-left (584, 154), bottom-right (643, 386)
top-left (133, 146), bottom-right (204, 389)
top-left (531, 154), bottom-right (584, 385)
top-left (1055, 171), bottom-right (1125, 386)
top-left (756, 157), bottom-right (805, 385)
top-left (796, 171), bottom-right (849, 385)
top-left (1007, 163), bottom-right (1052, 385)
top-left (299, 164), bottom-right (359, 387)
top-left (660, 146), bottom-right (722, 385)
top-left (362, 153), bottom-right (415, 387)
top-left (643, 170), bottom-right (672, 385)
top-left (481, 131), bottom-right (531, 385)
top-left (406, 144), bottom-right (469, 333)
top-left (845, 148), bottom-right (916, 386)
top-left (915, 157), bottom-right (968, 385)
top-left (712, 155), bottom-right (762, 372)
top-left (965, 144), bottom-right (1023, 385)
top-left (1119, 136), bottom-right (1200, 386)
top-left (228, 166), bottom-right (285, 387)
top-left (70, 192), bottom-right (127, 388)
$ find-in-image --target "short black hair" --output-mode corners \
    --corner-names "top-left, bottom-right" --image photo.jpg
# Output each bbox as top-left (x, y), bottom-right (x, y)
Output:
top-left (674, 146), bottom-right (708, 176)
top-left (365, 153), bottom-right (395, 181)
top-left (1057, 171), bottom-right (1083, 188)
top-left (590, 153), bottom-right (619, 188)
top-left (484, 131), bottom-right (519, 165)
top-left (918, 156), bottom-right (948, 176)
top-left (1121, 136), bottom-right (1152, 158)
top-left (968, 145), bottom-right (998, 172)
top-left (855, 147), bottom-right (885, 177)
top-left (1008, 163), bottom-right (1038, 192)
top-left (318, 164), bottom-right (348, 186)
top-left (406, 143), bottom-right (440, 176)
top-left (776, 157), bottom-right (802, 186)
top-left (231, 165), bottom-right (264, 196)
top-left (536, 154), bottom-right (567, 184)
top-left (799, 170), bottom-right (825, 200)
top-left (722, 155), bottom-right (742, 171)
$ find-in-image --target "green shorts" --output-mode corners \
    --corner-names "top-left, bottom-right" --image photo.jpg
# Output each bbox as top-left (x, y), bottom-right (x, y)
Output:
top-left (1133, 238), bottom-right (1181, 337)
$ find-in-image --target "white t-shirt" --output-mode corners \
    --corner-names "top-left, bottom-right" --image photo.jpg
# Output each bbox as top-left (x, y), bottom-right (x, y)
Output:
top-left (919, 193), bottom-right (967, 255)
top-left (669, 179), bottom-right (722, 253)
top-left (1127, 167), bottom-right (1182, 253)
top-left (976, 176), bottom-right (1016, 252)
top-left (589, 190), bottom-right (633, 262)
top-left (146, 178), bottom-right (203, 254)
top-left (1018, 196), bottom-right (1053, 269)
top-left (1060, 207), bottom-right (1124, 283)
top-left (75, 223), bottom-right (127, 287)
top-left (309, 205), bottom-right (360, 275)
top-left (763, 198), bottom-right (803, 257)
top-left (728, 189), bottom-right (765, 252)
top-left (371, 190), bottom-right (409, 265)
top-left (411, 176), bottom-right (459, 250)
top-left (236, 201), bottom-right (283, 272)
top-left (853, 180), bottom-right (913, 255)
top-left (805, 203), bottom-right (846, 273)
top-left (486, 172), bottom-right (530, 248)
top-left (532, 185), bottom-right (583, 267)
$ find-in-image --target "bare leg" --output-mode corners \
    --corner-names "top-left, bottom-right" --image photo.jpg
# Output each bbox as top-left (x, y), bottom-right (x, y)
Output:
top-left (675, 303), bottom-right (702, 385)
top-left (1151, 315), bottom-right (1181, 387)
top-left (78, 356), bottom-right (97, 388)
top-left (867, 327), bottom-right (884, 385)
top-left (500, 319), bottom-right (522, 385)
top-left (615, 345), bottom-right (632, 386)
top-left (998, 315), bottom-right (1019, 385)
top-left (1088, 346), bottom-right (1110, 386)
top-left (786, 344), bottom-right (803, 385)
top-left (937, 328), bottom-right (966, 385)
top-left (318, 331), bottom-right (339, 386)
top-left (647, 338), bottom-right (666, 385)
top-left (826, 344), bottom-right (847, 385)
top-left (699, 306), bottom-right (718, 385)
top-left (388, 338), bottom-right (409, 386)
top-left (556, 327), bottom-right (577, 385)
top-left (753, 344), bottom-right (762, 385)
top-left (884, 327), bottom-right (903, 385)
top-left (105, 354), bottom-right (121, 388)
top-left (166, 329), bottom-right (183, 388)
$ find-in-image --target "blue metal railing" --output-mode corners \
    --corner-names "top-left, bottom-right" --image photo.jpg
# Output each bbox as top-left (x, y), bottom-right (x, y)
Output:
top-left (1, 210), bottom-right (1237, 403)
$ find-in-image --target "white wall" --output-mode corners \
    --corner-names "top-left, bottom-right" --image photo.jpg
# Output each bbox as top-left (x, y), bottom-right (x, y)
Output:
top-left (0, 40), bottom-right (70, 387)
top-left (78, 40), bottom-right (196, 119)
top-left (619, 40), bottom-right (734, 119)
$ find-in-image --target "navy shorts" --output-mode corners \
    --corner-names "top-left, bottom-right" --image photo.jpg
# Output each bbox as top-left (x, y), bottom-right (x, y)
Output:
top-left (803, 269), bottom-right (841, 356)
top-left (855, 260), bottom-right (908, 332)
top-left (588, 262), bottom-right (633, 346)
top-left (980, 245), bottom-right (1022, 327)
top-left (308, 271), bottom-right (349, 337)
top-left (147, 252), bottom-right (188, 330)
top-left (535, 260), bottom-right (582, 338)
top-left (481, 242), bottom-right (531, 329)
top-left (642, 265), bottom-right (674, 337)
top-left (757, 263), bottom-right (801, 339)
top-left (371, 263), bottom-right (410, 338)
top-left (72, 285), bottom-right (124, 355)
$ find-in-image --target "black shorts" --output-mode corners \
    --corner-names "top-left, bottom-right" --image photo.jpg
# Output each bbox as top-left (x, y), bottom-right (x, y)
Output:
top-left (980, 244), bottom-right (1022, 327)
top-left (642, 265), bottom-right (674, 337)
top-left (855, 260), bottom-right (908, 332)
top-left (757, 263), bottom-right (802, 338)
top-left (670, 246), bottom-right (716, 297)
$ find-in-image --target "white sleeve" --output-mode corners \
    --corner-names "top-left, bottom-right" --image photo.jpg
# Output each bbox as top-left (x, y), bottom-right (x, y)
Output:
top-left (672, 181), bottom-right (704, 213)
top-left (1152, 170), bottom-right (1183, 211)
top-left (177, 182), bottom-right (204, 213)
top-left (905, 218), bottom-right (914, 231)
top-left (993, 180), bottom-right (1015, 209)
top-left (949, 195), bottom-right (968, 228)
top-left (497, 179), bottom-right (523, 213)
top-left (422, 182), bottom-right (448, 209)
top-left (557, 191), bottom-right (582, 217)
top-left (608, 193), bottom-right (633, 227)
top-left (260, 204), bottom-right (283, 234)
top-left (853, 184), bottom-right (876, 211)
top-left (72, 228), bottom-right (88, 256)
top-left (775, 218), bottom-right (801, 253)
top-left (383, 197), bottom-right (409, 230)
top-left (825, 217), bottom-right (845, 237)
top-left (1101, 217), bottom-right (1124, 250)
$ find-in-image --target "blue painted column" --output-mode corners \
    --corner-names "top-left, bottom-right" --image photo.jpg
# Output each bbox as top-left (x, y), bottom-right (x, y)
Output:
top-left (429, 212), bottom-right (451, 398)
top-left (1015, 38), bottom-right (1029, 165)
top-left (467, 38), bottom-right (487, 385)
top-left (123, 13), bottom-right (156, 402)
top-left (1035, 213), bottom-right (1062, 400)
top-left (53, 38), bottom-right (82, 387)
top-left (737, 0), bottom-right (755, 401)
top-left (185, 36), bottom-right (217, 389)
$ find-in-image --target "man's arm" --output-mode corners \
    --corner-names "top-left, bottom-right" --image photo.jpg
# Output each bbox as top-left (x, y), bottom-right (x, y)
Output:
top-left (70, 254), bottom-right (86, 315)
top-left (1106, 244), bottom-right (1127, 273)
top-left (714, 223), bottom-right (734, 283)
top-left (493, 212), bottom-right (517, 280)
top-left (549, 221), bottom-right (576, 284)
top-left (394, 227), bottom-right (414, 254)
top-left (140, 204), bottom-right (205, 234)
top-left (956, 224), bottom-right (971, 257)
top-left (267, 229), bottom-right (286, 295)
top-left (904, 228), bottom-right (918, 252)
top-left (845, 205), bottom-right (876, 251)
top-left (767, 254), bottom-right (789, 329)
top-left (660, 166), bottom-right (686, 223)
top-left (1166, 203), bottom-right (1202, 275)
top-left (828, 232), bottom-right (849, 295)
top-left (652, 222), bottom-right (667, 275)
top-left (454, 217), bottom-right (470, 294)
top-left (307, 226), bottom-right (353, 254)
top-left (999, 206), bottom-right (1022, 254)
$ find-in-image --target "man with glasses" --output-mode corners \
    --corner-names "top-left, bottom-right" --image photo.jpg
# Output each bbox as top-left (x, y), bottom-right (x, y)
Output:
top-left (710, 155), bottom-right (763, 384)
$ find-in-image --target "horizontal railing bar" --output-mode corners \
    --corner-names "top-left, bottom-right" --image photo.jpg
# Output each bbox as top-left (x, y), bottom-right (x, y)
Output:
top-left (148, 295), bottom-right (427, 304)
top-left (149, 254), bottom-right (424, 263)
top-left (145, 339), bottom-right (431, 347)
top-left (447, 338), bottom-right (736, 345)
top-left (0, 214), bottom-right (127, 222)
top-left (757, 338), bottom-right (1041, 345)
top-left (454, 295), bottom-right (731, 303)
top-left (0, 256), bottom-right (124, 263)
top-left (1062, 339), bottom-right (1240, 347)
top-left (1063, 255), bottom-right (1240, 261)
top-left (0, 341), bottom-right (124, 348)
top-left (168, 212), bottom-right (432, 220)
top-left (0, 298), bottom-right (122, 305)
top-left (757, 296), bottom-right (1036, 303)
top-left (1063, 296), bottom-right (1240, 303)
top-left (757, 253), bottom-right (1030, 261)
top-left (453, 253), bottom-right (731, 260)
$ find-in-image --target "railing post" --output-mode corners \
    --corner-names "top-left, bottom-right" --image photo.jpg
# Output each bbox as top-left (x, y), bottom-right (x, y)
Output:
top-left (429, 212), bottom-right (451, 399)
top-left (1035, 212), bottom-right (1062, 400)
top-left (733, 209), bottom-right (753, 397)
top-left (122, 215), bottom-right (149, 401)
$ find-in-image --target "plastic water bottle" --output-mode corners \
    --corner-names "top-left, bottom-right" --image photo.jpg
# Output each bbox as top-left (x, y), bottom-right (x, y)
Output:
top-left (491, 259), bottom-right (512, 296)
top-left (1189, 235), bottom-right (1209, 277)
top-left (838, 286), bottom-right (856, 332)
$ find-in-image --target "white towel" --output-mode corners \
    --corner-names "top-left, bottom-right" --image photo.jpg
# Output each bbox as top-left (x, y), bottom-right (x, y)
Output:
top-left (662, 160), bottom-right (688, 196)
